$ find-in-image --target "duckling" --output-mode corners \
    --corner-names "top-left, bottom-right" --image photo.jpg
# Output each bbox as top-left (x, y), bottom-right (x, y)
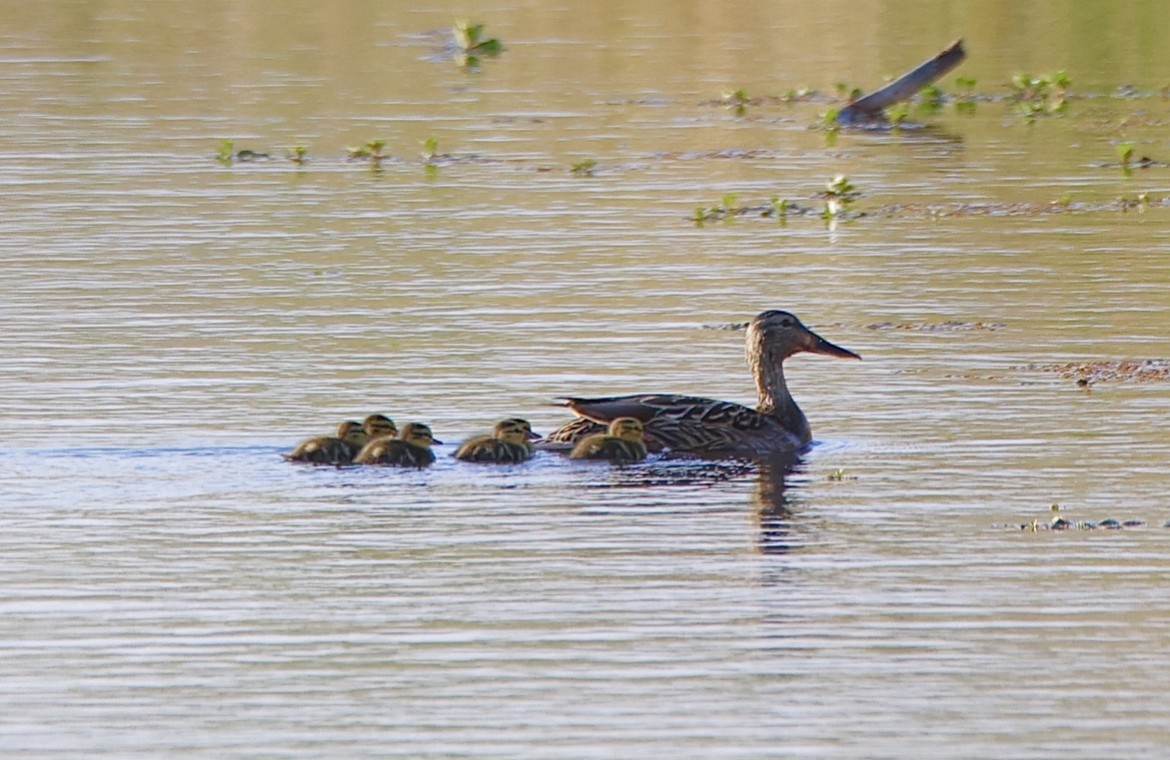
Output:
top-left (286, 420), bottom-right (368, 465)
top-left (363, 413), bottom-right (398, 440)
top-left (353, 422), bottom-right (442, 466)
top-left (569, 417), bottom-right (648, 463)
top-left (454, 417), bottom-right (539, 463)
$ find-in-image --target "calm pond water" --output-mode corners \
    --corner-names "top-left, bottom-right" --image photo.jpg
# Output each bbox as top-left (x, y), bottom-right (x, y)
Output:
top-left (2, 1), bottom-right (1170, 757)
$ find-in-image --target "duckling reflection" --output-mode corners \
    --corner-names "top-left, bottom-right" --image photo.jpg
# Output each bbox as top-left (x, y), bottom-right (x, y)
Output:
top-left (286, 420), bottom-right (369, 465)
top-left (569, 417), bottom-right (647, 464)
top-left (353, 422), bottom-right (441, 467)
top-left (455, 418), bottom-right (539, 463)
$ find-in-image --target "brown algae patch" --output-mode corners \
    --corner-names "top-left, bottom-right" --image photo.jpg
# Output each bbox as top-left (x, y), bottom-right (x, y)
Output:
top-left (866, 321), bottom-right (1005, 332)
top-left (1031, 359), bottom-right (1170, 385)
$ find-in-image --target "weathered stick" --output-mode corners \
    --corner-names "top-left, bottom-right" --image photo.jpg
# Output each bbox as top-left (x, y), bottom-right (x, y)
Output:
top-left (836, 39), bottom-right (967, 124)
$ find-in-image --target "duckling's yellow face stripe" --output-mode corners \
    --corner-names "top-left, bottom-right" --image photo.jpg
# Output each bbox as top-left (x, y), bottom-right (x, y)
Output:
top-left (610, 418), bottom-right (644, 441)
top-left (407, 427), bottom-right (435, 445)
top-left (497, 422), bottom-right (531, 444)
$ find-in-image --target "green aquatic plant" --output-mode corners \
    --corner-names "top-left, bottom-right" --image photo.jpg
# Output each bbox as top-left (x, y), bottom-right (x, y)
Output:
top-left (570, 158), bottom-right (597, 177)
top-left (769, 197), bottom-right (791, 224)
top-left (216, 138), bottom-right (234, 165)
top-left (1116, 141), bottom-right (1135, 170)
top-left (781, 87), bottom-right (815, 103)
top-left (722, 88), bottom-right (751, 117)
top-left (693, 193), bottom-right (746, 226)
top-left (1009, 71), bottom-right (1071, 120)
top-left (454, 19), bottom-right (503, 69)
top-left (421, 137), bottom-right (439, 163)
top-left (834, 81), bottom-right (863, 102)
top-left (286, 145), bottom-right (309, 166)
top-left (886, 101), bottom-right (911, 126)
top-left (821, 175), bottom-right (860, 219)
top-left (917, 84), bottom-right (944, 113)
top-left (954, 76), bottom-right (978, 115)
top-left (347, 139), bottom-right (387, 169)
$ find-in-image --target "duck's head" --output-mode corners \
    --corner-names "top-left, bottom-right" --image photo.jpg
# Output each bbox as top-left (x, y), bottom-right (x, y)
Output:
top-left (400, 422), bottom-right (442, 448)
top-left (494, 417), bottom-right (541, 445)
top-left (336, 420), bottom-right (369, 446)
top-left (608, 417), bottom-right (645, 443)
top-left (364, 413), bottom-right (398, 439)
top-left (748, 310), bottom-right (861, 363)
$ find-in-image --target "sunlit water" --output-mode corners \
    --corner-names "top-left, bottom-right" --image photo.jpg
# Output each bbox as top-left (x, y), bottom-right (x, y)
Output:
top-left (2, 2), bottom-right (1170, 757)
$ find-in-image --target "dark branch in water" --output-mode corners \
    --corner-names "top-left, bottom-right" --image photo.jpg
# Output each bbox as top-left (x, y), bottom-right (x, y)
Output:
top-left (836, 39), bottom-right (967, 124)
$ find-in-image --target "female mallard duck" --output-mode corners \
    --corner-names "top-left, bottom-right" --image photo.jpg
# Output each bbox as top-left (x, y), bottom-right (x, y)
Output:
top-left (454, 418), bottom-right (539, 463)
top-left (363, 413), bottom-right (398, 440)
top-left (548, 310), bottom-right (860, 460)
top-left (569, 417), bottom-right (648, 463)
top-left (353, 422), bottom-right (442, 466)
top-left (286, 420), bottom-right (369, 465)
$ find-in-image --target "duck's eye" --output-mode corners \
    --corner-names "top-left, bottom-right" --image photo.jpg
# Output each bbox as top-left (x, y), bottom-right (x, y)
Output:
top-left (780, 318), bottom-right (793, 327)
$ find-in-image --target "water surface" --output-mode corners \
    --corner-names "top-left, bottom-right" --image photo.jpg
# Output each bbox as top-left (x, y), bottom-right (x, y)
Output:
top-left (2, 1), bottom-right (1170, 757)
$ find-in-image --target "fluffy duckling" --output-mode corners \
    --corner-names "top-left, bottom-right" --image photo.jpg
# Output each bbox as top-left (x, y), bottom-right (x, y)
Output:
top-left (353, 422), bottom-right (442, 467)
top-left (568, 417), bottom-right (648, 463)
top-left (363, 413), bottom-right (398, 440)
top-left (454, 418), bottom-right (539, 463)
top-left (287, 420), bottom-right (368, 465)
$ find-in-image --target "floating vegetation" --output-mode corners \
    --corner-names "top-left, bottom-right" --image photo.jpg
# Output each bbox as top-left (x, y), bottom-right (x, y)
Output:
top-left (701, 321), bottom-right (752, 331)
top-left (693, 193), bottom-right (815, 225)
top-left (721, 88), bottom-right (753, 117)
top-left (570, 158), bottom-right (598, 177)
top-left (866, 321), bottom-right (1005, 332)
top-left (1012, 504), bottom-right (1150, 532)
top-left (286, 145), bottom-right (309, 166)
top-left (215, 139), bottom-right (271, 166)
top-left (820, 174), bottom-right (861, 220)
top-left (347, 139), bottom-right (388, 169)
top-left (216, 138), bottom-right (234, 165)
top-left (1029, 359), bottom-right (1170, 386)
top-left (454, 19), bottom-right (503, 70)
top-left (1008, 70), bottom-right (1071, 120)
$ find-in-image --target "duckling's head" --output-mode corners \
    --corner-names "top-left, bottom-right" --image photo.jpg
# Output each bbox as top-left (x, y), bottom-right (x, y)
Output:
top-left (494, 417), bottom-right (540, 445)
top-left (608, 417), bottom-right (645, 443)
top-left (364, 413), bottom-right (398, 439)
top-left (336, 420), bottom-right (368, 446)
top-left (400, 422), bottom-right (442, 448)
top-left (747, 310), bottom-right (861, 364)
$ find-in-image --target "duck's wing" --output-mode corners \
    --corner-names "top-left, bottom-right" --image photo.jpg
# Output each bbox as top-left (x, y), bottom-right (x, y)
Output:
top-left (644, 413), bottom-right (800, 459)
top-left (581, 399), bottom-right (802, 459)
top-left (558, 394), bottom-right (727, 424)
top-left (538, 416), bottom-right (607, 450)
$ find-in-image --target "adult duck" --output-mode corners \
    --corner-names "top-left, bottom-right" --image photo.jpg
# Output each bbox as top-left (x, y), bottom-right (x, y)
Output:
top-left (454, 418), bottom-right (540, 463)
top-left (545, 310), bottom-right (859, 460)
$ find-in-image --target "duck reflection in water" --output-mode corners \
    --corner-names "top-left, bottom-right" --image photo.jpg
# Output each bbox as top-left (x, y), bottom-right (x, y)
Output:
top-left (752, 451), bottom-right (802, 555)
